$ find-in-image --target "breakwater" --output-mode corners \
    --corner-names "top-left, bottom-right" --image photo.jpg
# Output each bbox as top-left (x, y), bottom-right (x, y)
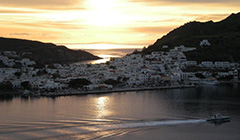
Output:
top-left (41, 85), bottom-right (195, 97)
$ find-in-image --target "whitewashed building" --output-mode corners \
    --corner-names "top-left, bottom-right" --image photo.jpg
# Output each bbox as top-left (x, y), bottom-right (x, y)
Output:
top-left (215, 62), bottom-right (230, 69)
top-left (201, 61), bottom-right (214, 68)
top-left (200, 40), bottom-right (211, 46)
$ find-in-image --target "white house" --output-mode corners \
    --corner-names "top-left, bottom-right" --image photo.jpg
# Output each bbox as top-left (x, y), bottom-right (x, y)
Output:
top-left (200, 40), bottom-right (211, 46)
top-left (201, 61), bottom-right (214, 68)
top-left (215, 62), bottom-right (230, 69)
top-left (162, 45), bottom-right (169, 49)
top-left (12, 80), bottom-right (22, 89)
top-left (39, 80), bottom-right (65, 90)
top-left (20, 58), bottom-right (36, 66)
top-left (186, 61), bottom-right (197, 67)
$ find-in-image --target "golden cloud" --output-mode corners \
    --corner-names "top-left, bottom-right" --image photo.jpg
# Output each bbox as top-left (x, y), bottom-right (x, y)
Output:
top-left (0, 0), bottom-right (83, 10)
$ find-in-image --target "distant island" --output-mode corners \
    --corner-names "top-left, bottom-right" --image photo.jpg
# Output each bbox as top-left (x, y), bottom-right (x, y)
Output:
top-left (0, 37), bottom-right (100, 65)
top-left (142, 12), bottom-right (240, 63)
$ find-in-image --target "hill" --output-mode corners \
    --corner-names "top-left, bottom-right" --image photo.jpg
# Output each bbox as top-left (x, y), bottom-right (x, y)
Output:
top-left (142, 12), bottom-right (240, 63)
top-left (0, 37), bottom-right (100, 64)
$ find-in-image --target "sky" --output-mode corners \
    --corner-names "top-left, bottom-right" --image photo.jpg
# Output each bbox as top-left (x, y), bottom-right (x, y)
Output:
top-left (0, 0), bottom-right (239, 48)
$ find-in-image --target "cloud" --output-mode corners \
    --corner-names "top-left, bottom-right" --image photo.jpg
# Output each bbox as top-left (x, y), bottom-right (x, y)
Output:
top-left (9, 33), bottom-right (32, 36)
top-left (0, 10), bottom-right (38, 14)
top-left (130, 0), bottom-right (240, 3)
top-left (3, 20), bottom-right (86, 31)
top-left (17, 22), bottom-right (83, 30)
top-left (131, 26), bottom-right (176, 34)
top-left (0, 0), bottom-right (83, 10)
top-left (193, 14), bottom-right (230, 21)
top-left (129, 0), bottom-right (240, 7)
top-left (8, 32), bottom-right (51, 38)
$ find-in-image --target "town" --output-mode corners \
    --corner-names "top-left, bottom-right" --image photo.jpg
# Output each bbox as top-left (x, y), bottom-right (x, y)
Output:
top-left (0, 40), bottom-right (239, 96)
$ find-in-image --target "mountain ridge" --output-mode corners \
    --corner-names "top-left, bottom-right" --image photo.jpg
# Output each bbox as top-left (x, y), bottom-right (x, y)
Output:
top-left (0, 37), bottom-right (100, 64)
top-left (142, 12), bottom-right (240, 63)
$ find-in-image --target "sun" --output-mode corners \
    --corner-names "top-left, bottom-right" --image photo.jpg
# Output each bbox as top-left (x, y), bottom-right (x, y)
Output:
top-left (84, 0), bottom-right (127, 27)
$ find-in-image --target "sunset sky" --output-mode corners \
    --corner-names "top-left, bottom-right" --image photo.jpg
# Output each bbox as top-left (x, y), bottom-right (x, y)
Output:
top-left (0, 0), bottom-right (239, 48)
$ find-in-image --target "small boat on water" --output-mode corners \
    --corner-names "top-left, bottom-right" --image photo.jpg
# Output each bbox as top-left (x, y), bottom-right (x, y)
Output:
top-left (206, 113), bottom-right (230, 123)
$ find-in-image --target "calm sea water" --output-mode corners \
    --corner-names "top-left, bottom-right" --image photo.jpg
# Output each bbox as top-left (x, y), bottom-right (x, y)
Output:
top-left (61, 43), bottom-right (143, 64)
top-left (1, 84), bottom-right (240, 140)
top-left (80, 48), bottom-right (140, 64)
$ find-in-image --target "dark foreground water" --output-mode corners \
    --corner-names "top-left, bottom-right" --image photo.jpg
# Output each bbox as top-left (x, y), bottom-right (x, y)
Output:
top-left (1, 84), bottom-right (240, 140)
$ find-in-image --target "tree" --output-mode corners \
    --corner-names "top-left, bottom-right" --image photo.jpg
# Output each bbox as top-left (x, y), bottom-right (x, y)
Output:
top-left (212, 72), bottom-right (218, 78)
top-left (132, 49), bottom-right (140, 54)
top-left (47, 64), bottom-right (56, 69)
top-left (195, 73), bottom-right (205, 79)
top-left (33, 63), bottom-right (45, 69)
top-left (123, 77), bottom-right (129, 82)
top-left (104, 79), bottom-right (121, 86)
top-left (217, 75), bottom-right (233, 81)
top-left (52, 73), bottom-right (60, 79)
top-left (0, 60), bottom-right (6, 68)
top-left (68, 78), bottom-right (91, 88)
top-left (0, 81), bottom-right (13, 91)
top-left (109, 66), bottom-right (116, 69)
top-left (14, 72), bottom-right (21, 78)
top-left (36, 69), bottom-right (47, 76)
top-left (21, 81), bottom-right (31, 89)
top-left (142, 46), bottom-right (147, 51)
top-left (13, 62), bottom-right (22, 68)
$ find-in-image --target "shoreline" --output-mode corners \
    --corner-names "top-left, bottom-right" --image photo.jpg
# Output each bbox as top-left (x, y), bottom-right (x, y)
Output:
top-left (0, 92), bottom-right (20, 96)
top-left (219, 80), bottom-right (240, 84)
top-left (41, 85), bottom-right (195, 97)
top-left (1, 81), bottom-right (239, 97)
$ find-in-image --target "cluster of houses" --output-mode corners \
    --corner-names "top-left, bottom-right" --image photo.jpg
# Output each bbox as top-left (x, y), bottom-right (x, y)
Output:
top-left (0, 51), bottom-right (36, 67)
top-left (0, 41), bottom-right (239, 92)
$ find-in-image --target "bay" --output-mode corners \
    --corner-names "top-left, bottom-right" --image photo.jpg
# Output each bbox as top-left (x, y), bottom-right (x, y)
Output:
top-left (1, 84), bottom-right (240, 140)
top-left (60, 43), bottom-right (143, 64)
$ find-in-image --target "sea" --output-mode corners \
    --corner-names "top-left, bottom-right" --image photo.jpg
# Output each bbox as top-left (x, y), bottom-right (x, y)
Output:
top-left (61, 43), bottom-right (144, 64)
top-left (1, 84), bottom-right (240, 140)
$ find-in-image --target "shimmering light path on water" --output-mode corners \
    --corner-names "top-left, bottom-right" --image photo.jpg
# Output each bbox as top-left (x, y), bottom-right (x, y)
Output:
top-left (75, 48), bottom-right (142, 64)
top-left (1, 84), bottom-right (240, 140)
top-left (63, 44), bottom-right (143, 64)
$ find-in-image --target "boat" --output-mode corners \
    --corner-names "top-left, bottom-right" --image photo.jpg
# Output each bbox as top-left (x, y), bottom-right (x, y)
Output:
top-left (206, 113), bottom-right (230, 123)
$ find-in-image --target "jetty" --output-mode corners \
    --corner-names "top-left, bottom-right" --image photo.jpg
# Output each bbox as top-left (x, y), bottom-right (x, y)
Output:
top-left (41, 85), bottom-right (195, 97)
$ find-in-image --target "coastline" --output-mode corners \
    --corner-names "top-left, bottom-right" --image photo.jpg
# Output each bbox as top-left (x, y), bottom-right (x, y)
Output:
top-left (1, 81), bottom-right (240, 97)
top-left (219, 80), bottom-right (240, 84)
top-left (41, 85), bottom-right (195, 97)
top-left (0, 91), bottom-right (20, 96)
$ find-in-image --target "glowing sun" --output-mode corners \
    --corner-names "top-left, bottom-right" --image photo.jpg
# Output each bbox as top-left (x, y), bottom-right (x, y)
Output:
top-left (84, 0), bottom-right (127, 27)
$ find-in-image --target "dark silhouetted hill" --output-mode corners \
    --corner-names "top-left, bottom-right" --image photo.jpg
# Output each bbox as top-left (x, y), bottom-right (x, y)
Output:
top-left (0, 37), bottom-right (100, 64)
top-left (142, 12), bottom-right (240, 63)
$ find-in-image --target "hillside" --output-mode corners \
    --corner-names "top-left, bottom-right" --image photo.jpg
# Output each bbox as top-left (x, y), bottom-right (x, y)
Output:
top-left (142, 12), bottom-right (240, 63)
top-left (0, 37), bottom-right (100, 64)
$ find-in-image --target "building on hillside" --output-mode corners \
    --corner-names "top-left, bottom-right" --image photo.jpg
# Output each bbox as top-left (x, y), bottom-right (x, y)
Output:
top-left (215, 62), bottom-right (230, 69)
top-left (200, 61), bottom-right (214, 68)
top-left (200, 40), bottom-right (211, 46)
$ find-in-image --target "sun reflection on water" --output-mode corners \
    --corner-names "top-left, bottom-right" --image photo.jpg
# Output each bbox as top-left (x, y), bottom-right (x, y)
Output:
top-left (95, 97), bottom-right (111, 119)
